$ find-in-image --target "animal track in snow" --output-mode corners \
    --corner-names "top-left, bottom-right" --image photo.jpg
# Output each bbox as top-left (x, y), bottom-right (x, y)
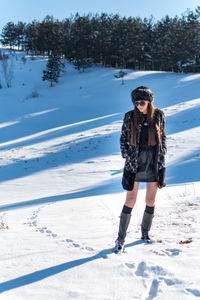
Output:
top-left (186, 288), bottom-right (200, 297)
top-left (25, 206), bottom-right (59, 239)
top-left (25, 205), bottom-right (95, 253)
top-left (60, 238), bottom-right (95, 252)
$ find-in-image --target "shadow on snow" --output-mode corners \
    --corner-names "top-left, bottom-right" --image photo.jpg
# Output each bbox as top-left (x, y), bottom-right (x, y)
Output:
top-left (0, 240), bottom-right (143, 294)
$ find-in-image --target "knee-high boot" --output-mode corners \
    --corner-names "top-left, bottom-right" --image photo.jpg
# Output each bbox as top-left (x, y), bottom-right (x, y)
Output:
top-left (117, 212), bottom-right (132, 244)
top-left (114, 205), bottom-right (132, 253)
top-left (141, 206), bottom-right (154, 240)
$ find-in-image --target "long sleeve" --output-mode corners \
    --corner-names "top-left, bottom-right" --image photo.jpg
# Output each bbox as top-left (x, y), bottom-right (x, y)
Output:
top-left (161, 111), bottom-right (167, 155)
top-left (120, 113), bottom-right (132, 158)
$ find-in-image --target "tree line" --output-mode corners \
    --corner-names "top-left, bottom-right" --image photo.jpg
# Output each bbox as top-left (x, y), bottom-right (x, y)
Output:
top-left (1, 8), bottom-right (200, 73)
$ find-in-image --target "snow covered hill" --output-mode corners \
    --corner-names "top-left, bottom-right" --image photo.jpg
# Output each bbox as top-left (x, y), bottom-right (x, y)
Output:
top-left (0, 50), bottom-right (200, 299)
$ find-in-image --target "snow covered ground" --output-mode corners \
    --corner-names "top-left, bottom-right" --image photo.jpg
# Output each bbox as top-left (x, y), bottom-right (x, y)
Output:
top-left (0, 51), bottom-right (200, 299)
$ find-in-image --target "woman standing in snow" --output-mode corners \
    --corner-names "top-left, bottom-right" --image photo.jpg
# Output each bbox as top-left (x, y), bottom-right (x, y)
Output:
top-left (114, 86), bottom-right (167, 253)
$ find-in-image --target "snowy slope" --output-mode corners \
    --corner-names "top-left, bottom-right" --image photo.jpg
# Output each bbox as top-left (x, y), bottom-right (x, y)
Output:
top-left (0, 50), bottom-right (200, 299)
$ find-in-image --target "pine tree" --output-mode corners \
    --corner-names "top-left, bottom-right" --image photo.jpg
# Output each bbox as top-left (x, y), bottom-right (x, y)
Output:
top-left (15, 21), bottom-right (26, 50)
top-left (25, 20), bottom-right (41, 55)
top-left (181, 9), bottom-right (200, 72)
top-left (1, 9), bottom-right (200, 73)
top-left (114, 70), bottom-right (127, 84)
top-left (0, 22), bottom-right (17, 49)
top-left (42, 54), bottom-right (65, 87)
top-left (73, 57), bottom-right (93, 72)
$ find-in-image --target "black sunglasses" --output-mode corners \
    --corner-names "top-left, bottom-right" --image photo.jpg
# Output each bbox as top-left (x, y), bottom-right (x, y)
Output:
top-left (135, 100), bottom-right (147, 107)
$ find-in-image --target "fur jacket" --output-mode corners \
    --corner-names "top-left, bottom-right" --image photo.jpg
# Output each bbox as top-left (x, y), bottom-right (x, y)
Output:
top-left (120, 108), bottom-right (167, 190)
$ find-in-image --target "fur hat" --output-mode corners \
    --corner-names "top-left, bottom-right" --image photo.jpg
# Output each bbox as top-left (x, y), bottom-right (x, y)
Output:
top-left (131, 86), bottom-right (154, 104)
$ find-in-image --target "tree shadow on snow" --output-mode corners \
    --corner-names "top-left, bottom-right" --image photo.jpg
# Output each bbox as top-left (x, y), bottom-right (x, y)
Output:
top-left (0, 248), bottom-right (112, 293)
top-left (0, 239), bottom-right (145, 294)
top-left (0, 176), bottom-right (124, 212)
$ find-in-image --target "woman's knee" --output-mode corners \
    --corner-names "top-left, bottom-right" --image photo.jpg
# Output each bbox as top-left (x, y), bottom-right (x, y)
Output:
top-left (125, 192), bottom-right (137, 207)
top-left (145, 199), bottom-right (155, 207)
top-left (125, 198), bottom-right (136, 208)
top-left (145, 192), bottom-right (157, 206)
top-left (124, 182), bottom-right (139, 208)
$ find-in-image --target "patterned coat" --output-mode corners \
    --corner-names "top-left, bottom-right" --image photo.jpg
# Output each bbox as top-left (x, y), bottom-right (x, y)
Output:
top-left (120, 108), bottom-right (167, 190)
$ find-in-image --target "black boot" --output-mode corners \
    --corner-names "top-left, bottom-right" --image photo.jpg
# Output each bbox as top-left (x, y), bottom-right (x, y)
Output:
top-left (117, 212), bottom-right (132, 243)
top-left (141, 206), bottom-right (154, 241)
top-left (114, 208), bottom-right (132, 253)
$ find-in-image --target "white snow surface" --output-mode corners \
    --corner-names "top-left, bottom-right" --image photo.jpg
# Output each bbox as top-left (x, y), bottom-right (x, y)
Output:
top-left (0, 51), bottom-right (200, 299)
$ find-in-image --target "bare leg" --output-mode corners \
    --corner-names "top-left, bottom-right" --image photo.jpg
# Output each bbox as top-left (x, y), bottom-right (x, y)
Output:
top-left (124, 181), bottom-right (140, 208)
top-left (145, 182), bottom-right (158, 207)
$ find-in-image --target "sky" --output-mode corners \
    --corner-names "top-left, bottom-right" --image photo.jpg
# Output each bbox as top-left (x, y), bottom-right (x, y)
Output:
top-left (0, 0), bottom-right (199, 32)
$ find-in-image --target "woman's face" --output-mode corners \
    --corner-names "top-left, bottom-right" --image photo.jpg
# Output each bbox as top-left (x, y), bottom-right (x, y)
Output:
top-left (135, 100), bottom-right (149, 114)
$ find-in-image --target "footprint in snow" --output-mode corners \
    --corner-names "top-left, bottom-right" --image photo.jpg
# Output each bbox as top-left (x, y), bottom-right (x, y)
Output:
top-left (186, 288), bottom-right (200, 297)
top-left (85, 246), bottom-right (94, 252)
top-left (164, 248), bottom-right (181, 256)
top-left (135, 261), bottom-right (169, 278)
top-left (65, 239), bottom-right (73, 243)
top-left (125, 262), bottom-right (135, 269)
top-left (149, 265), bottom-right (167, 276)
top-left (72, 243), bottom-right (80, 248)
top-left (145, 278), bottom-right (160, 300)
top-left (62, 239), bottom-right (94, 252)
top-left (152, 248), bottom-right (181, 257)
top-left (135, 261), bottom-right (183, 299)
top-left (27, 206), bottom-right (94, 252)
top-left (62, 239), bottom-right (80, 248)
top-left (135, 261), bottom-right (149, 277)
top-left (160, 277), bottom-right (183, 286)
